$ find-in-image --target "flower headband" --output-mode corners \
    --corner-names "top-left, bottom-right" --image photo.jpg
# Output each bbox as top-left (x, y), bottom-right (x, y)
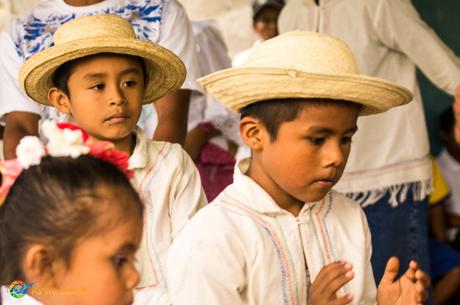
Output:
top-left (0, 121), bottom-right (134, 205)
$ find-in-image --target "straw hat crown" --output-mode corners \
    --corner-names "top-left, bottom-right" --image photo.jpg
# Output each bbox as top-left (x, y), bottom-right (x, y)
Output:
top-left (198, 31), bottom-right (413, 115)
top-left (245, 31), bottom-right (359, 75)
top-left (20, 14), bottom-right (186, 106)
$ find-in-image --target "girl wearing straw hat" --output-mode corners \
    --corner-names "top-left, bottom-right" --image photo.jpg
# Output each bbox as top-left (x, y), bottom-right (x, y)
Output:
top-left (168, 31), bottom-right (429, 305)
top-left (0, 0), bottom-right (203, 160)
top-left (19, 14), bottom-right (207, 303)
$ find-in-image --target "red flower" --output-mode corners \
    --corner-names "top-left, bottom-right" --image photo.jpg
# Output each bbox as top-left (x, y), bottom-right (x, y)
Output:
top-left (88, 141), bottom-right (134, 179)
top-left (56, 122), bottom-right (89, 142)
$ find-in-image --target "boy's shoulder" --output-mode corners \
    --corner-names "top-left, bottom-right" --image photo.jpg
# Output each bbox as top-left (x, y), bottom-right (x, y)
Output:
top-left (139, 137), bottom-right (192, 171)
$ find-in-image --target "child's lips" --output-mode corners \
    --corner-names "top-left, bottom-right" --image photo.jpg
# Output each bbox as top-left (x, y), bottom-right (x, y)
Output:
top-left (314, 178), bottom-right (338, 189)
top-left (106, 114), bottom-right (129, 123)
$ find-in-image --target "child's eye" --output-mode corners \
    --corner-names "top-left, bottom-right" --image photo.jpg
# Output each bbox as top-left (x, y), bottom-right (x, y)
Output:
top-left (112, 256), bottom-right (129, 267)
top-left (90, 83), bottom-right (105, 90)
top-left (122, 80), bottom-right (137, 87)
top-left (341, 136), bottom-right (353, 145)
top-left (308, 137), bottom-right (325, 145)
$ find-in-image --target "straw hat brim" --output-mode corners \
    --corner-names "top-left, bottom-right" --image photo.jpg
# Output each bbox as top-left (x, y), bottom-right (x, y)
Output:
top-left (19, 37), bottom-right (186, 106)
top-left (198, 68), bottom-right (413, 115)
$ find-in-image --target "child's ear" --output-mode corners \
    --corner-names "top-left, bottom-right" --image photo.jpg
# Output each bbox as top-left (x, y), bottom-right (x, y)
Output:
top-left (48, 87), bottom-right (72, 114)
top-left (240, 116), bottom-right (266, 151)
top-left (22, 244), bottom-right (61, 287)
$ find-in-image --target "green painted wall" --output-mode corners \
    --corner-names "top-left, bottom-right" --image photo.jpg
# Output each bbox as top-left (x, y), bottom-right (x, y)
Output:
top-left (412, 0), bottom-right (460, 155)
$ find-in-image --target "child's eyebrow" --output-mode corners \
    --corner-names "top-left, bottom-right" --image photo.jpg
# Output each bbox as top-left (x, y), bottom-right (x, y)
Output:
top-left (119, 68), bottom-right (142, 76)
top-left (84, 72), bottom-right (107, 80)
top-left (83, 68), bottom-right (142, 80)
top-left (116, 242), bottom-right (138, 254)
top-left (307, 126), bottom-right (358, 134)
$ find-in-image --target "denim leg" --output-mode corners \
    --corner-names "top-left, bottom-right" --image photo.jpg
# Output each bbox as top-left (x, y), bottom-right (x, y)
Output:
top-left (362, 189), bottom-right (432, 304)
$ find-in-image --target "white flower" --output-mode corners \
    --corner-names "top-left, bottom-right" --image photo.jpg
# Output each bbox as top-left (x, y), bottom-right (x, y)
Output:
top-left (41, 121), bottom-right (90, 158)
top-left (16, 136), bottom-right (46, 169)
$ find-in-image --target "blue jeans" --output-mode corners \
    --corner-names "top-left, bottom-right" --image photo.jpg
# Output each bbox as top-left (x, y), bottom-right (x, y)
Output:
top-left (359, 188), bottom-right (432, 304)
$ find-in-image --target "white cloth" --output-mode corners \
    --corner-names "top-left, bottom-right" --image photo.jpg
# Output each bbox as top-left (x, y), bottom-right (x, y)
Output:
top-left (1, 286), bottom-right (43, 305)
top-left (437, 149), bottom-right (460, 216)
top-left (167, 158), bottom-right (376, 305)
top-left (0, 0), bottom-right (204, 139)
top-left (129, 129), bottom-right (207, 293)
top-left (278, 0), bottom-right (460, 203)
top-left (192, 20), bottom-right (243, 149)
top-left (231, 39), bottom-right (262, 68)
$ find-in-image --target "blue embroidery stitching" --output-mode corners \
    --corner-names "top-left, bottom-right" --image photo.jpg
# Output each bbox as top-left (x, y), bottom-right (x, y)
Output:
top-left (12, 0), bottom-right (164, 60)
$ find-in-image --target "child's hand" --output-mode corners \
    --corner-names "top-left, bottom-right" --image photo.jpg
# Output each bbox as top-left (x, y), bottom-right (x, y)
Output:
top-left (453, 84), bottom-right (460, 144)
top-left (311, 261), bottom-right (355, 305)
top-left (377, 257), bottom-right (430, 305)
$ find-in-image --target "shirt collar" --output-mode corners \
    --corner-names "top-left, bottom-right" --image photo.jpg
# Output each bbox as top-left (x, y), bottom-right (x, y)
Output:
top-left (129, 128), bottom-right (149, 170)
top-left (226, 158), bottom-right (322, 215)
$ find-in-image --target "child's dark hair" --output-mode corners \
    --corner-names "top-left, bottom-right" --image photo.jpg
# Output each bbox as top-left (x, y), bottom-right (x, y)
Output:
top-left (439, 106), bottom-right (455, 135)
top-left (240, 98), bottom-right (360, 140)
top-left (0, 155), bottom-right (143, 284)
top-left (52, 52), bottom-right (148, 97)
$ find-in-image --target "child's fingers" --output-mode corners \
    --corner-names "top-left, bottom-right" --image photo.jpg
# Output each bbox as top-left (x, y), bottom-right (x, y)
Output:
top-left (403, 260), bottom-right (417, 281)
top-left (330, 293), bottom-right (354, 305)
top-left (380, 256), bottom-right (399, 285)
top-left (415, 270), bottom-right (429, 302)
top-left (322, 269), bottom-right (355, 300)
top-left (313, 262), bottom-right (353, 294)
top-left (415, 269), bottom-right (428, 286)
top-left (311, 262), bottom-right (350, 304)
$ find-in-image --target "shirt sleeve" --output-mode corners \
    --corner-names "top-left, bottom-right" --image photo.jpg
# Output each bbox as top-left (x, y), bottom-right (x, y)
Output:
top-left (167, 215), bottom-right (247, 305)
top-left (158, 0), bottom-right (203, 94)
top-left (371, 0), bottom-right (460, 95)
top-left (0, 29), bottom-right (44, 120)
top-left (169, 144), bottom-right (207, 239)
top-left (360, 207), bottom-right (378, 304)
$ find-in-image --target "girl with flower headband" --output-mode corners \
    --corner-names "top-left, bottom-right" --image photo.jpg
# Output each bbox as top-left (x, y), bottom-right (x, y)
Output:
top-left (0, 121), bottom-right (143, 305)
top-left (18, 13), bottom-right (207, 299)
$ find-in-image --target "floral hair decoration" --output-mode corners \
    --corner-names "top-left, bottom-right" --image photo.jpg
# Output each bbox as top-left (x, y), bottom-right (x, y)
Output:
top-left (0, 121), bottom-right (133, 205)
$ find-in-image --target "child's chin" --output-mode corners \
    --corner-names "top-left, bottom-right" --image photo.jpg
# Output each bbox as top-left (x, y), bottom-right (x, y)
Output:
top-left (302, 189), bottom-right (331, 203)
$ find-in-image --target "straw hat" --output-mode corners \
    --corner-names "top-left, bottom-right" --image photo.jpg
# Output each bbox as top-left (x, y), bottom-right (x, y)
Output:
top-left (19, 14), bottom-right (186, 106)
top-left (198, 31), bottom-right (413, 115)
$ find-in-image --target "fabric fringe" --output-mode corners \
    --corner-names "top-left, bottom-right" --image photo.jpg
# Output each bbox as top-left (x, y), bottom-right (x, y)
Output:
top-left (345, 178), bottom-right (433, 208)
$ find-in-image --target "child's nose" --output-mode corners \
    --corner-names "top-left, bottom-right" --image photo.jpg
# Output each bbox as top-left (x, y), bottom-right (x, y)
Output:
top-left (109, 87), bottom-right (126, 106)
top-left (324, 143), bottom-right (346, 168)
top-left (125, 265), bottom-right (141, 289)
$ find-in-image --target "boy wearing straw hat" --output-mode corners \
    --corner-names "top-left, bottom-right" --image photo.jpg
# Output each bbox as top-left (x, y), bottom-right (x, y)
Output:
top-left (278, 0), bottom-right (460, 288)
top-left (167, 31), bottom-right (429, 305)
top-left (0, 0), bottom-right (203, 160)
top-left (19, 14), bottom-right (207, 303)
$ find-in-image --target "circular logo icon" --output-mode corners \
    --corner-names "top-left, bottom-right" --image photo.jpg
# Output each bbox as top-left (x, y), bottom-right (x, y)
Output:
top-left (7, 280), bottom-right (29, 298)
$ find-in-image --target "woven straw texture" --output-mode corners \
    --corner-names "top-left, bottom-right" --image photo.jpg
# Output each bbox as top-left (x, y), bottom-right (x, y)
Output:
top-left (198, 31), bottom-right (413, 115)
top-left (19, 14), bottom-right (186, 106)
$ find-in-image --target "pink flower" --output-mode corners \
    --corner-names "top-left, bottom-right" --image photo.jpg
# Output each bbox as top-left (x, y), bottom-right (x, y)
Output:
top-left (0, 160), bottom-right (24, 205)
